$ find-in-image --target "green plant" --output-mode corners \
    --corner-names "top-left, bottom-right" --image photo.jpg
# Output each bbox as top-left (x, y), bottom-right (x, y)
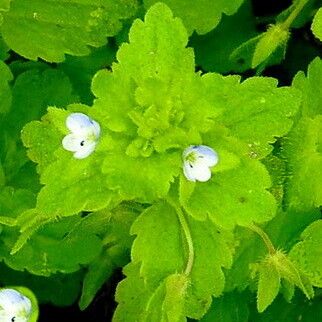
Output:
top-left (0, 1), bottom-right (321, 321)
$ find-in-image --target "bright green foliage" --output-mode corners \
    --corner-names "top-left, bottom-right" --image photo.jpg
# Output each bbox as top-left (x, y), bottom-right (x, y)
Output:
top-left (252, 250), bottom-right (314, 312)
top-left (90, 2), bottom-right (212, 202)
top-left (206, 75), bottom-right (301, 159)
top-left (0, 0), bottom-right (138, 62)
top-left (144, 0), bottom-right (244, 35)
top-left (283, 58), bottom-right (322, 211)
top-left (312, 7), bottom-right (322, 41)
top-left (255, 259), bottom-right (281, 312)
top-left (289, 220), bottom-right (322, 287)
top-left (0, 213), bottom-right (103, 275)
top-left (114, 201), bottom-right (233, 320)
top-left (0, 1), bottom-right (320, 320)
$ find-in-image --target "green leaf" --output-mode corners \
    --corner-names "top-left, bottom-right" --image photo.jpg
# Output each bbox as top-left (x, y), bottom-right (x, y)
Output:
top-left (312, 7), bottom-right (322, 41)
top-left (1, 68), bottom-right (78, 190)
top-left (0, 0), bottom-right (138, 62)
top-left (252, 24), bottom-right (289, 68)
top-left (7, 68), bottom-right (79, 139)
top-left (289, 220), bottom-right (322, 287)
top-left (283, 58), bottom-right (322, 211)
top-left (0, 186), bottom-right (35, 220)
top-left (292, 57), bottom-right (322, 117)
top-left (144, 0), bottom-right (244, 35)
top-left (283, 116), bottom-right (322, 211)
top-left (182, 149), bottom-right (276, 229)
top-left (1, 214), bottom-right (103, 275)
top-left (252, 250), bottom-right (314, 312)
top-left (206, 74), bottom-right (301, 159)
top-left (114, 201), bottom-right (233, 320)
top-left (0, 60), bottom-right (12, 115)
top-left (256, 260), bottom-right (281, 313)
top-left (90, 3), bottom-right (218, 202)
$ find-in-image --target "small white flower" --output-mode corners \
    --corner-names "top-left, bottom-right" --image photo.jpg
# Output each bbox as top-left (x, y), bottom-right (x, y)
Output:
top-left (182, 145), bottom-right (219, 182)
top-left (0, 289), bottom-right (32, 322)
top-left (62, 113), bottom-right (100, 159)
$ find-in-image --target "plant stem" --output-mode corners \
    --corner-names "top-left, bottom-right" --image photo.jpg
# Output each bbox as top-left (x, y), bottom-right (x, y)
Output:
top-left (248, 223), bottom-right (276, 255)
top-left (281, 0), bottom-right (309, 30)
top-left (166, 197), bottom-right (194, 276)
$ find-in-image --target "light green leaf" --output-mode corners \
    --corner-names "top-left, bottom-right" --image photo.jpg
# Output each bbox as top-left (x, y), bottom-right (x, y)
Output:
top-left (144, 0), bottom-right (244, 35)
top-left (312, 7), bottom-right (322, 41)
top-left (90, 3), bottom-right (220, 202)
top-left (292, 57), bottom-right (322, 117)
top-left (252, 24), bottom-right (289, 68)
top-left (115, 201), bottom-right (233, 320)
top-left (0, 0), bottom-right (138, 62)
top-left (289, 220), bottom-right (322, 287)
top-left (182, 153), bottom-right (276, 229)
top-left (203, 74), bottom-right (301, 159)
top-left (252, 250), bottom-right (314, 312)
top-left (256, 261), bottom-right (280, 313)
top-left (283, 116), bottom-right (322, 211)
top-left (1, 214), bottom-right (103, 275)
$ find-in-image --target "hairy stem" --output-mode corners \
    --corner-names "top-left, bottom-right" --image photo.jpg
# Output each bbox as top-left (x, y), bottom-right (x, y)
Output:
top-left (248, 223), bottom-right (276, 255)
top-left (167, 197), bottom-right (194, 276)
top-left (281, 0), bottom-right (309, 30)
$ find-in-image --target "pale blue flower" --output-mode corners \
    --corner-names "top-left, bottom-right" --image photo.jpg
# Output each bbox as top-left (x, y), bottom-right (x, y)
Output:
top-left (62, 113), bottom-right (100, 159)
top-left (182, 145), bottom-right (219, 182)
top-left (0, 289), bottom-right (32, 322)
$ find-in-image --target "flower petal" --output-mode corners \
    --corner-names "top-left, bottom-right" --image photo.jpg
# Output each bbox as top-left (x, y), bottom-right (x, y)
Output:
top-left (195, 145), bottom-right (219, 167)
top-left (62, 134), bottom-right (83, 152)
top-left (183, 162), bottom-right (197, 182)
top-left (192, 163), bottom-right (212, 182)
top-left (73, 142), bottom-right (96, 159)
top-left (66, 113), bottom-right (93, 135)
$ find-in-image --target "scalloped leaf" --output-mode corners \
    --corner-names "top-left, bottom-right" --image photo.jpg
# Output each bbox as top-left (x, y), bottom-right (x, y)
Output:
top-left (289, 220), bottom-right (322, 287)
top-left (114, 201), bottom-right (233, 320)
top-left (144, 0), bottom-right (244, 35)
top-left (0, 0), bottom-right (138, 62)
